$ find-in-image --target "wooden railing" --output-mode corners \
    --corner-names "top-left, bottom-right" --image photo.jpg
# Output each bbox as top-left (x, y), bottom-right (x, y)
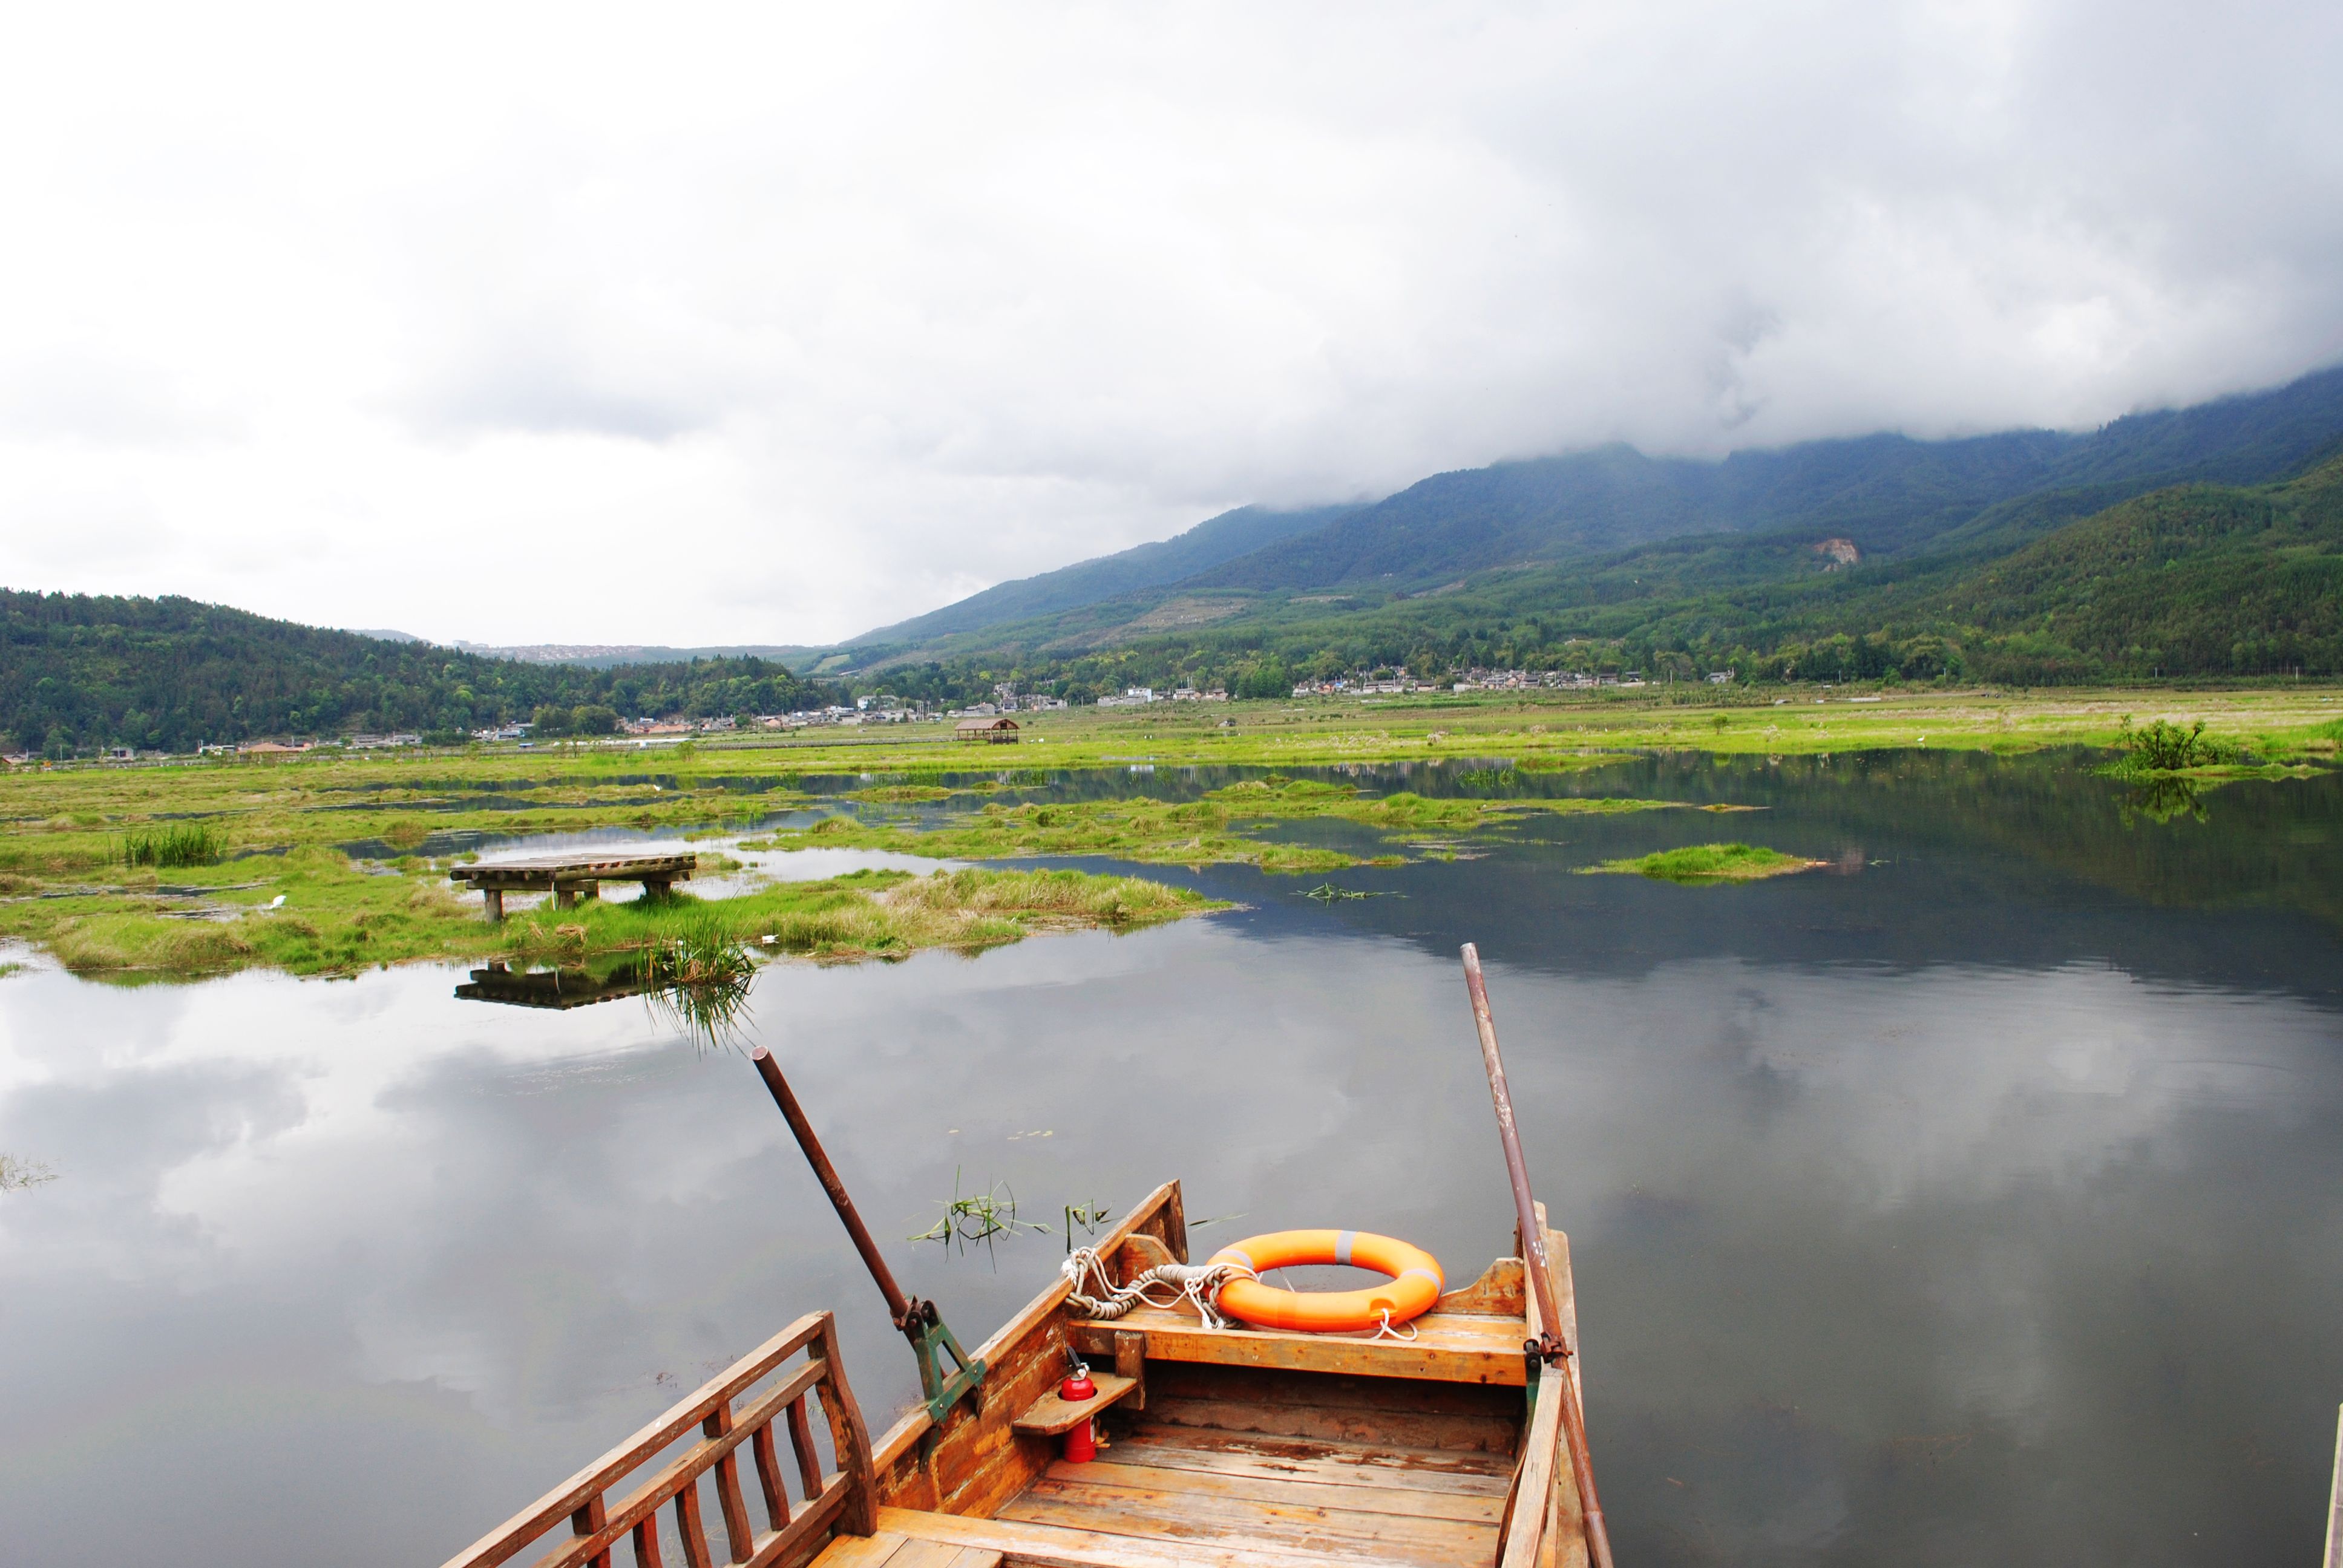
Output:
top-left (443, 1311), bottom-right (876, 1568)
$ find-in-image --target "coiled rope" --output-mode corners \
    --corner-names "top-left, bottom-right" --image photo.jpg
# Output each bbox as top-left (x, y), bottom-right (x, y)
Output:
top-left (1061, 1246), bottom-right (1256, 1330)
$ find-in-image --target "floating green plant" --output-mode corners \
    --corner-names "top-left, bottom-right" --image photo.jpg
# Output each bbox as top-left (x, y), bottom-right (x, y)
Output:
top-left (1581, 842), bottom-right (1820, 884)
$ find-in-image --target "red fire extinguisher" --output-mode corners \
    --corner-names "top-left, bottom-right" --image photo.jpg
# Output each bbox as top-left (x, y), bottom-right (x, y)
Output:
top-left (1060, 1358), bottom-right (1098, 1463)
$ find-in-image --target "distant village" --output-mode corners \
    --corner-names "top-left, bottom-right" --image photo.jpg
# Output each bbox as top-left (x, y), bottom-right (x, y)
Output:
top-left (3, 665), bottom-right (1737, 768)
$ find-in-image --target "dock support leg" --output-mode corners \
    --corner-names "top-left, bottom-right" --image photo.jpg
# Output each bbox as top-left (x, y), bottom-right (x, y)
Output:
top-left (641, 877), bottom-right (670, 900)
top-left (483, 889), bottom-right (503, 922)
top-left (554, 885), bottom-right (575, 910)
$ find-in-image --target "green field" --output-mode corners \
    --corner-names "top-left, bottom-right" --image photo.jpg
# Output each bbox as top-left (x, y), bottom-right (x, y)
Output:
top-left (1, 684), bottom-right (2335, 979)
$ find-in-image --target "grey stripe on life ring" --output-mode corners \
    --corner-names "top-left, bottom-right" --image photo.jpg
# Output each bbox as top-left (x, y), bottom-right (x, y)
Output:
top-left (1224, 1248), bottom-right (1255, 1271)
top-left (1335, 1230), bottom-right (1357, 1266)
top-left (1400, 1266), bottom-right (1444, 1290)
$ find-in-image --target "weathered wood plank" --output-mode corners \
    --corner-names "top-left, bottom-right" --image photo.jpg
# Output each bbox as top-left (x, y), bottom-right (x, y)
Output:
top-left (1111, 1423), bottom-right (1514, 1490)
top-left (1435, 1256), bottom-right (1527, 1318)
top-left (868, 1505), bottom-right (1386, 1568)
top-left (998, 1479), bottom-right (1495, 1567)
top-left (450, 853), bottom-right (697, 881)
top-left (1063, 1455), bottom-right (1505, 1523)
top-left (1498, 1361), bottom-right (1564, 1568)
top-left (807, 1530), bottom-right (905, 1567)
top-left (1072, 1308), bottom-right (1527, 1386)
top-left (878, 1542), bottom-right (988, 1568)
top-left (1144, 1360), bottom-right (1524, 1422)
top-left (1136, 1396), bottom-right (1519, 1455)
top-left (1012, 1373), bottom-right (1138, 1436)
top-left (1110, 1333), bottom-right (1145, 1414)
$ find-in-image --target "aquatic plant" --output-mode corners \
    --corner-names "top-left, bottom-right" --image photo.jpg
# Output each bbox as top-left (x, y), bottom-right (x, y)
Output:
top-left (0, 1153), bottom-right (57, 1192)
top-left (1581, 842), bottom-right (1819, 883)
top-left (911, 1170), bottom-right (1048, 1252)
top-left (119, 822), bottom-right (224, 867)
top-left (636, 910), bottom-right (758, 1047)
top-left (1299, 881), bottom-right (1399, 901)
top-left (1062, 1201), bottom-right (1116, 1253)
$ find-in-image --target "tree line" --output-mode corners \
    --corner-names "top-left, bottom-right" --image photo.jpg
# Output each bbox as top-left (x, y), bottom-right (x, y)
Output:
top-left (0, 592), bottom-right (831, 756)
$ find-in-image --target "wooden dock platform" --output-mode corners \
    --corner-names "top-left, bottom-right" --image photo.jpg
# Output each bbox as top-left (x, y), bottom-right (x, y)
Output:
top-left (447, 851), bottom-right (696, 920)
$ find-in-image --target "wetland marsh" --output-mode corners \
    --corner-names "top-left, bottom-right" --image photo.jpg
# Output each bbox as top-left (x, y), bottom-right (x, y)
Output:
top-left (2, 691), bottom-right (2342, 1566)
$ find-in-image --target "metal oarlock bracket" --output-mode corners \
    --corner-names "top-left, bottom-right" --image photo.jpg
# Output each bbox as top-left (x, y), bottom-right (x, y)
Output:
top-left (903, 1299), bottom-right (986, 1425)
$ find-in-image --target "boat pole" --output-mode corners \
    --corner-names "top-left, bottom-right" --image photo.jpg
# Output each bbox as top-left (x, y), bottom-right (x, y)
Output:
top-left (749, 1045), bottom-right (985, 1426)
top-left (1461, 942), bottom-right (1616, 1568)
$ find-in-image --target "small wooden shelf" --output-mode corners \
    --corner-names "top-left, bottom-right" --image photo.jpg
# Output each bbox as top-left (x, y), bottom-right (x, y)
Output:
top-left (1011, 1374), bottom-right (1137, 1436)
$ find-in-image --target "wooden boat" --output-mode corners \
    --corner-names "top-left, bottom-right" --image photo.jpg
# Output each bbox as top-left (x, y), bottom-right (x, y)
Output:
top-left (442, 1177), bottom-right (1592, 1568)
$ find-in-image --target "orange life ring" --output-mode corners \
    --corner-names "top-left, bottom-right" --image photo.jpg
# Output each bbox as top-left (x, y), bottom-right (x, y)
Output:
top-left (1207, 1230), bottom-right (1445, 1334)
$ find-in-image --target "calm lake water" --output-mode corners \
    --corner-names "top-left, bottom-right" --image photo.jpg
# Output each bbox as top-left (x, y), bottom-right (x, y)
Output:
top-left (3, 749), bottom-right (2339, 1566)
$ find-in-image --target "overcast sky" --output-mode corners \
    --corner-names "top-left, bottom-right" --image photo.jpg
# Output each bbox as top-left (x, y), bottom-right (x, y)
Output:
top-left (2, 2), bottom-right (2339, 647)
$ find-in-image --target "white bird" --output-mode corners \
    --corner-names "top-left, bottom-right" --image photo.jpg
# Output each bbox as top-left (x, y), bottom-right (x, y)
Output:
top-left (269, 895), bottom-right (286, 909)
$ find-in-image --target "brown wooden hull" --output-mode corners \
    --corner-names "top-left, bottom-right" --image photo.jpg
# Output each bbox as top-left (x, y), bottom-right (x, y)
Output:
top-left (442, 1178), bottom-right (1588, 1568)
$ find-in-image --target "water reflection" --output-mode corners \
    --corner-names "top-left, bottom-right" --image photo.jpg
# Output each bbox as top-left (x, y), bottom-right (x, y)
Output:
top-left (456, 959), bottom-right (652, 1010)
top-left (2121, 773), bottom-right (2206, 825)
top-left (1, 753), bottom-right (2339, 1567)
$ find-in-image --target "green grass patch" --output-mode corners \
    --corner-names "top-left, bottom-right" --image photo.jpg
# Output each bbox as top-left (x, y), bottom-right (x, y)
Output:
top-left (119, 822), bottom-right (226, 867)
top-left (1580, 842), bottom-right (1821, 884)
top-left (770, 778), bottom-right (1680, 873)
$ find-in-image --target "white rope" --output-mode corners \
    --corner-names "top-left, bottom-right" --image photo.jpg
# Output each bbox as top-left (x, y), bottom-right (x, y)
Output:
top-left (1365, 1307), bottom-right (1419, 1342)
top-left (1061, 1246), bottom-right (1257, 1330)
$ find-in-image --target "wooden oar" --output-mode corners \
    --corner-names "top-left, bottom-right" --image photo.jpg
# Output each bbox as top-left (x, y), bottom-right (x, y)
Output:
top-left (1463, 942), bottom-right (1617, 1568)
top-left (749, 1045), bottom-right (986, 1428)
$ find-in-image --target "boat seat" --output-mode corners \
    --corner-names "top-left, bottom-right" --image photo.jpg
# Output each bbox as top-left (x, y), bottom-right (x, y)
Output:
top-left (1070, 1303), bottom-right (1531, 1387)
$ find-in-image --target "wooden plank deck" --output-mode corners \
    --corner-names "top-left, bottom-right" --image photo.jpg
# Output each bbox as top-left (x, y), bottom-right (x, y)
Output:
top-left (822, 1362), bottom-right (1519, 1568)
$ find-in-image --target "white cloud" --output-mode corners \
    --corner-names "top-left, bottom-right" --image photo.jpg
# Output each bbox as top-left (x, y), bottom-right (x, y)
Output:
top-left (1, 0), bottom-right (2338, 644)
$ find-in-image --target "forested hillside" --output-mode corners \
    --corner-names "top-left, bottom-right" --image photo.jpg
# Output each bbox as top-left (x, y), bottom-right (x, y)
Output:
top-left (843, 454), bottom-right (2343, 701)
top-left (0, 593), bottom-right (828, 755)
top-left (837, 364), bottom-right (2343, 664)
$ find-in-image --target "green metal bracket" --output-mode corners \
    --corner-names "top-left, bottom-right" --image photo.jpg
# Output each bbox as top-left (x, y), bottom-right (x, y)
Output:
top-left (911, 1307), bottom-right (986, 1426)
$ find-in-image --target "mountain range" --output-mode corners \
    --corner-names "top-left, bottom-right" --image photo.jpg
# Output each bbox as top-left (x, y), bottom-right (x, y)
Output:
top-left (821, 365), bottom-right (2343, 692)
top-left (7, 365), bottom-right (2341, 751)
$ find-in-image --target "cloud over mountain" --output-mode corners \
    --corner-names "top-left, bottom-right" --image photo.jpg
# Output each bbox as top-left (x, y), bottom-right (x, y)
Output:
top-left (2, 1), bottom-right (2339, 644)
